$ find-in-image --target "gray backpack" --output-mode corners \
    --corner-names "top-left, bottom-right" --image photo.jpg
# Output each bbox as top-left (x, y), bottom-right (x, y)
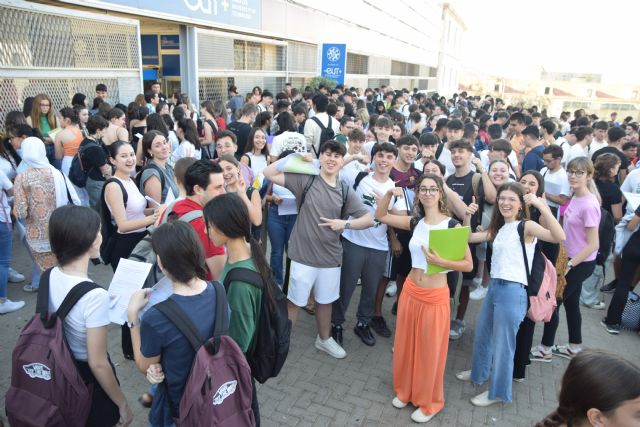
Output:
top-left (128, 201), bottom-right (203, 288)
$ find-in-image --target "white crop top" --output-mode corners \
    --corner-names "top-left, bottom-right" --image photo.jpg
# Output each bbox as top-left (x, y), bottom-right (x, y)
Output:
top-left (408, 217), bottom-right (452, 273)
top-left (490, 221), bottom-right (535, 286)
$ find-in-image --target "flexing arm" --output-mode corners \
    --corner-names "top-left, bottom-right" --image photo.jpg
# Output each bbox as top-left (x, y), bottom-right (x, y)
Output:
top-left (523, 195), bottom-right (566, 243)
top-left (374, 187), bottom-right (411, 231)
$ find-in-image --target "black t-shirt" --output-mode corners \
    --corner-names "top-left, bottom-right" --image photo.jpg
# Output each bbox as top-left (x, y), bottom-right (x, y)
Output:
top-left (447, 171), bottom-right (480, 226)
top-left (596, 179), bottom-right (622, 215)
top-left (592, 146), bottom-right (629, 171)
top-left (227, 121), bottom-right (252, 159)
top-left (80, 138), bottom-right (109, 181)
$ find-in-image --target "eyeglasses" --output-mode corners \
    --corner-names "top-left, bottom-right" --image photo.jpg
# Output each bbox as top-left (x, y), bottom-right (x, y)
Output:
top-left (542, 158), bottom-right (557, 163)
top-left (418, 186), bottom-right (440, 195)
top-left (567, 170), bottom-right (586, 177)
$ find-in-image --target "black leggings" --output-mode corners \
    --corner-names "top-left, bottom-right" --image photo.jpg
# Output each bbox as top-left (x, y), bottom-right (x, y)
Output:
top-left (541, 260), bottom-right (595, 346)
top-left (606, 230), bottom-right (640, 325)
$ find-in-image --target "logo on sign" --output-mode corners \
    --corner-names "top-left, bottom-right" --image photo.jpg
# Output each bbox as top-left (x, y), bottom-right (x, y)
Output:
top-left (183, 0), bottom-right (231, 15)
top-left (212, 380), bottom-right (237, 405)
top-left (326, 47), bottom-right (341, 62)
top-left (23, 363), bottom-right (51, 381)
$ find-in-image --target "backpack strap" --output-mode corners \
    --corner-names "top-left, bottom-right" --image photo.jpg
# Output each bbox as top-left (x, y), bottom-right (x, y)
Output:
top-left (178, 210), bottom-right (203, 224)
top-left (242, 153), bottom-right (252, 168)
top-left (155, 298), bottom-right (204, 352)
top-left (104, 177), bottom-right (128, 207)
top-left (36, 267), bottom-right (100, 326)
top-left (141, 163), bottom-right (166, 195)
top-left (353, 171), bottom-right (369, 191)
top-left (517, 220), bottom-right (532, 282)
top-left (340, 180), bottom-right (349, 220)
top-left (223, 267), bottom-right (264, 292)
top-left (435, 142), bottom-right (444, 159)
top-left (448, 218), bottom-right (460, 228)
top-left (298, 175), bottom-right (316, 211)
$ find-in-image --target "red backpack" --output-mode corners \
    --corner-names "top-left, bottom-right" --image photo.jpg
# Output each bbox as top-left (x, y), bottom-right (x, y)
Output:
top-left (5, 268), bottom-right (100, 427)
top-left (518, 221), bottom-right (558, 322)
top-left (154, 281), bottom-right (256, 426)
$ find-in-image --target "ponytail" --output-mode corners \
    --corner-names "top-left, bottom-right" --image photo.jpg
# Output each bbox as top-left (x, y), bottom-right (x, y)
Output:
top-left (248, 236), bottom-right (275, 307)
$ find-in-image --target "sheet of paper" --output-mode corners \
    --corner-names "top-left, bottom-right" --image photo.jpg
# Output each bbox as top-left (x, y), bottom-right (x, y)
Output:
top-left (624, 192), bottom-right (640, 211)
top-left (138, 276), bottom-right (173, 320)
top-left (107, 258), bottom-right (152, 324)
top-left (426, 226), bottom-right (471, 276)
top-left (278, 196), bottom-right (297, 215)
top-left (280, 153), bottom-right (319, 175)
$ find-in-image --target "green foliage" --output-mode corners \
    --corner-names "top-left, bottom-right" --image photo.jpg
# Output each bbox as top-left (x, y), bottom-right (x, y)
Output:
top-left (308, 76), bottom-right (338, 90)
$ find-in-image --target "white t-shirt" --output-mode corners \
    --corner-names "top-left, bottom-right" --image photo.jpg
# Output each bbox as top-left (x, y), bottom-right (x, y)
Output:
top-left (541, 167), bottom-right (570, 208)
top-left (270, 131), bottom-right (308, 157)
top-left (589, 140), bottom-right (608, 156)
top-left (339, 170), bottom-right (401, 251)
top-left (621, 168), bottom-right (640, 214)
top-left (47, 267), bottom-right (110, 361)
top-left (566, 143), bottom-right (589, 165)
top-left (244, 152), bottom-right (268, 179)
top-left (438, 146), bottom-right (455, 177)
top-left (342, 158), bottom-right (370, 174)
top-left (173, 140), bottom-right (202, 161)
top-left (0, 169), bottom-right (12, 223)
top-left (0, 156), bottom-right (17, 181)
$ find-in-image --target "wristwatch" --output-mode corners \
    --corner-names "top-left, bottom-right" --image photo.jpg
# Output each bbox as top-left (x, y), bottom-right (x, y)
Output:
top-left (344, 220), bottom-right (352, 230)
top-left (567, 260), bottom-right (574, 270)
top-left (127, 319), bottom-right (139, 328)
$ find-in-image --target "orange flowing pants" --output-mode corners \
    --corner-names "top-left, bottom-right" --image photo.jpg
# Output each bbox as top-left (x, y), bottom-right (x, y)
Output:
top-left (393, 277), bottom-right (450, 415)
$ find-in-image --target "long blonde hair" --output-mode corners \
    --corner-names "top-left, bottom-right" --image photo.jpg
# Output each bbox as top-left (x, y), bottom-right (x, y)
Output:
top-left (567, 156), bottom-right (601, 204)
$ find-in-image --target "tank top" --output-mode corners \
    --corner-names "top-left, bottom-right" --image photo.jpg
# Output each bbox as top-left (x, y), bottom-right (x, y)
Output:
top-left (108, 176), bottom-right (147, 234)
top-left (62, 127), bottom-right (83, 156)
top-left (408, 217), bottom-right (451, 272)
top-left (490, 221), bottom-right (535, 286)
top-left (245, 152), bottom-right (268, 179)
top-left (39, 115), bottom-right (52, 136)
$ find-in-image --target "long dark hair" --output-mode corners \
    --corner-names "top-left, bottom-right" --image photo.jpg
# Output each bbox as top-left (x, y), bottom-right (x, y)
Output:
top-left (487, 182), bottom-right (529, 241)
top-left (203, 193), bottom-right (274, 305)
top-left (410, 173), bottom-right (449, 228)
top-left (535, 350), bottom-right (640, 427)
top-left (244, 127), bottom-right (269, 157)
top-left (152, 221), bottom-right (207, 283)
top-left (177, 118), bottom-right (201, 150)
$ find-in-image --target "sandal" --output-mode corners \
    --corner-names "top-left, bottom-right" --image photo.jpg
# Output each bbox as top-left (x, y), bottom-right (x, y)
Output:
top-left (138, 392), bottom-right (153, 408)
top-left (552, 345), bottom-right (581, 360)
top-left (530, 345), bottom-right (552, 362)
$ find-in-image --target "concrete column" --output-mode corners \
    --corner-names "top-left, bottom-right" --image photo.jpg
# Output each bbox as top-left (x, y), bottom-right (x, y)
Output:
top-left (179, 25), bottom-right (199, 105)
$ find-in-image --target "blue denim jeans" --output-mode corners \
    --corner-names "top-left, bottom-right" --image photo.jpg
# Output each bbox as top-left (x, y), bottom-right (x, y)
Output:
top-left (266, 205), bottom-right (296, 287)
top-left (471, 278), bottom-right (527, 402)
top-left (0, 222), bottom-right (12, 298)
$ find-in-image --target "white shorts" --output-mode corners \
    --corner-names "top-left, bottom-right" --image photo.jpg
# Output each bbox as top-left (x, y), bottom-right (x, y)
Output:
top-left (287, 261), bottom-right (341, 306)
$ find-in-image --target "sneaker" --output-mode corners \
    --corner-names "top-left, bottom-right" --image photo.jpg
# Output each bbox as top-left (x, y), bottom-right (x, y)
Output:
top-left (385, 281), bottom-right (397, 297)
top-left (600, 319), bottom-right (620, 335)
top-left (0, 299), bottom-right (26, 314)
top-left (470, 391), bottom-right (501, 407)
top-left (8, 268), bottom-right (25, 283)
top-left (391, 397), bottom-right (407, 409)
top-left (455, 370), bottom-right (471, 381)
top-left (449, 319), bottom-right (466, 340)
top-left (391, 301), bottom-right (398, 316)
top-left (600, 279), bottom-right (617, 293)
top-left (370, 316), bottom-right (391, 337)
top-left (530, 345), bottom-right (552, 362)
top-left (470, 286), bottom-right (488, 301)
top-left (472, 277), bottom-right (482, 287)
top-left (331, 324), bottom-right (344, 346)
top-left (354, 322), bottom-right (376, 346)
top-left (553, 345), bottom-right (582, 360)
top-left (411, 408), bottom-right (436, 423)
top-left (513, 377), bottom-right (525, 383)
top-left (582, 301), bottom-right (606, 310)
top-left (315, 335), bottom-right (346, 359)
top-left (23, 285), bottom-right (38, 293)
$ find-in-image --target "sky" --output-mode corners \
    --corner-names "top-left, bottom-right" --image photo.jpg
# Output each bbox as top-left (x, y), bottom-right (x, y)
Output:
top-left (454, 0), bottom-right (640, 84)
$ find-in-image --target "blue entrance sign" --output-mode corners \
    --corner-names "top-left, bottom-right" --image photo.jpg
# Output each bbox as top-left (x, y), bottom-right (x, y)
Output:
top-left (321, 44), bottom-right (346, 85)
top-left (95, 0), bottom-right (261, 30)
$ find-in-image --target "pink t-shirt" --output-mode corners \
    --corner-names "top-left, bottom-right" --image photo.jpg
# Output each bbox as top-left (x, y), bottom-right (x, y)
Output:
top-left (563, 193), bottom-right (601, 261)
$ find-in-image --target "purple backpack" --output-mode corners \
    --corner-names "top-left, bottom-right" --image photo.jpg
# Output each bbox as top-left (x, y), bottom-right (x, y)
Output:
top-left (155, 281), bottom-right (256, 427)
top-left (5, 268), bottom-right (100, 427)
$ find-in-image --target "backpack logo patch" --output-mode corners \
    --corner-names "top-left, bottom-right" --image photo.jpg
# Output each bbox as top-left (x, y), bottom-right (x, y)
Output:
top-left (22, 363), bottom-right (51, 380)
top-left (212, 380), bottom-right (237, 405)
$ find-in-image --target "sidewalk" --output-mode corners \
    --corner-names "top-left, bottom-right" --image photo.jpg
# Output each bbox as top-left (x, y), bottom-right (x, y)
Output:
top-left (1, 234), bottom-right (638, 426)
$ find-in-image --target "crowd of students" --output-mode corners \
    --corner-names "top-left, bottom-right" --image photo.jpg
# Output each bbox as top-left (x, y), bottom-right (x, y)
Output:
top-left (2, 81), bottom-right (640, 426)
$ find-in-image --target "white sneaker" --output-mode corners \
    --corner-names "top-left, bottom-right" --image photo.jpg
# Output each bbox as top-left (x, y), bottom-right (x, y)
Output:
top-left (385, 281), bottom-right (397, 297)
top-left (582, 301), bottom-right (606, 310)
top-left (315, 336), bottom-right (346, 359)
top-left (392, 397), bottom-right (407, 409)
top-left (0, 299), bottom-right (25, 314)
top-left (470, 391), bottom-right (501, 407)
top-left (455, 370), bottom-right (471, 381)
top-left (470, 286), bottom-right (488, 300)
top-left (411, 408), bottom-right (436, 423)
top-left (8, 268), bottom-right (25, 283)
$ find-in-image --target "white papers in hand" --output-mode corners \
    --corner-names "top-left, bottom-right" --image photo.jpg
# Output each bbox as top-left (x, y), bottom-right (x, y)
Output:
top-left (108, 258), bottom-right (152, 324)
top-left (138, 276), bottom-right (173, 319)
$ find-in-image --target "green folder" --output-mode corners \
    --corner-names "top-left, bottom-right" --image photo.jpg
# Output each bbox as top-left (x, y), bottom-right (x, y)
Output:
top-left (426, 226), bottom-right (470, 276)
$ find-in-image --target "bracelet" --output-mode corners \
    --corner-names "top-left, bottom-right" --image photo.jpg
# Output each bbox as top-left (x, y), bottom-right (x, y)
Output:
top-left (127, 319), bottom-right (139, 328)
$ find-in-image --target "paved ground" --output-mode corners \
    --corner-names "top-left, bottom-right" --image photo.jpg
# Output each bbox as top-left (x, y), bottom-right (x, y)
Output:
top-left (2, 231), bottom-right (639, 427)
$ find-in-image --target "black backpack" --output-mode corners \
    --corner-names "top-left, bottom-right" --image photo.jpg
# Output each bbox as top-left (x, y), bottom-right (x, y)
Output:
top-left (99, 178), bottom-right (128, 265)
top-left (134, 163), bottom-right (166, 199)
top-left (68, 140), bottom-right (100, 188)
top-left (597, 207), bottom-right (615, 266)
top-left (223, 267), bottom-right (291, 384)
top-left (310, 116), bottom-right (335, 156)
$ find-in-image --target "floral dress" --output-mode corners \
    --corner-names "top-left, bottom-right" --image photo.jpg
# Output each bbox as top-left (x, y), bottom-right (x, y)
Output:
top-left (13, 168), bottom-right (58, 270)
